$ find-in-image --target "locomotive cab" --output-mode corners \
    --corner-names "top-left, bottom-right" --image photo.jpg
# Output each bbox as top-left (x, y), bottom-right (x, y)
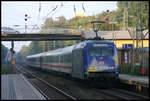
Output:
top-left (71, 40), bottom-right (119, 81)
top-left (83, 40), bottom-right (119, 80)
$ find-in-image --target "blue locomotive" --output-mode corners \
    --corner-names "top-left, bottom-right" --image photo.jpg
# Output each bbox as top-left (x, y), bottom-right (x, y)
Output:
top-left (26, 40), bottom-right (119, 81)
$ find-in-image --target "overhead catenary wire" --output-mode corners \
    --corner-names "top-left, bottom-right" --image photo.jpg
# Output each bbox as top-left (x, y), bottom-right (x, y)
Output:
top-left (43, 5), bottom-right (58, 20)
top-left (39, 3), bottom-right (63, 32)
top-left (5, 2), bottom-right (109, 33)
top-left (30, 2), bottom-right (42, 33)
top-left (51, 4), bottom-right (64, 18)
top-left (82, 3), bottom-right (85, 12)
top-left (40, 3), bottom-right (64, 32)
top-left (74, 4), bottom-right (76, 14)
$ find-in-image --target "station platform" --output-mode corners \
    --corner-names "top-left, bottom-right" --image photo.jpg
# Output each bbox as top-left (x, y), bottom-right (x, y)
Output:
top-left (1, 74), bottom-right (46, 100)
top-left (119, 74), bottom-right (149, 88)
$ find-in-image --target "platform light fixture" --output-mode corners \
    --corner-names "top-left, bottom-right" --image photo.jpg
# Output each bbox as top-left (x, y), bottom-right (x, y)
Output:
top-left (109, 22), bottom-right (118, 42)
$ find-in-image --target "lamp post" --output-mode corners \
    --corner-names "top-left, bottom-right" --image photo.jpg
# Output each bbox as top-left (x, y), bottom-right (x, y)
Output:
top-left (129, 15), bottom-right (135, 72)
top-left (91, 20), bottom-right (105, 39)
top-left (10, 41), bottom-right (15, 73)
top-left (109, 22), bottom-right (117, 43)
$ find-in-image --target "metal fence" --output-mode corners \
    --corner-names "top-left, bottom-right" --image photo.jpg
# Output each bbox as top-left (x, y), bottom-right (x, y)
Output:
top-left (119, 48), bottom-right (149, 76)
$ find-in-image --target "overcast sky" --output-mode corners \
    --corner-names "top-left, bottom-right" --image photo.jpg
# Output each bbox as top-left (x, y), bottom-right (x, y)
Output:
top-left (1, 1), bottom-right (118, 52)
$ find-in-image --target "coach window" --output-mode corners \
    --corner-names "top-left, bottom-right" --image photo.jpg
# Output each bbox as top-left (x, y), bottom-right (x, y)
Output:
top-left (31, 58), bottom-right (33, 62)
top-left (54, 56), bottom-right (57, 63)
top-left (102, 47), bottom-right (113, 57)
top-left (44, 56), bottom-right (46, 62)
top-left (60, 55), bottom-right (62, 63)
top-left (52, 56), bottom-right (54, 63)
top-left (61, 55), bottom-right (63, 63)
top-left (48, 56), bottom-right (50, 62)
top-left (67, 53), bottom-right (71, 63)
top-left (65, 54), bottom-right (69, 63)
top-left (49, 56), bottom-right (51, 62)
top-left (50, 56), bottom-right (52, 62)
top-left (34, 58), bottom-right (36, 62)
top-left (62, 55), bottom-right (65, 63)
top-left (56, 56), bottom-right (59, 63)
top-left (37, 58), bottom-right (39, 62)
top-left (63, 55), bottom-right (66, 63)
top-left (32, 58), bottom-right (35, 62)
top-left (54, 56), bottom-right (56, 63)
top-left (45, 56), bottom-right (47, 62)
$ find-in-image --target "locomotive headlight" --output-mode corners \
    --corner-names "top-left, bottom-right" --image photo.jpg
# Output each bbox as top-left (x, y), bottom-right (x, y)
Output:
top-left (99, 61), bottom-right (104, 65)
top-left (112, 66), bottom-right (115, 70)
top-left (89, 67), bottom-right (92, 69)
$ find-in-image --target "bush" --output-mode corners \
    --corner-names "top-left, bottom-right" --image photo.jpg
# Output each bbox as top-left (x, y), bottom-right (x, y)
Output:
top-left (1, 65), bottom-right (12, 74)
top-left (119, 63), bottom-right (149, 76)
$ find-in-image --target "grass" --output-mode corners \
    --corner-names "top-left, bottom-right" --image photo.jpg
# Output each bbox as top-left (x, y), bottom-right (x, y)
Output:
top-left (40, 73), bottom-right (101, 99)
top-left (53, 80), bottom-right (96, 99)
top-left (1, 64), bottom-right (12, 74)
top-left (42, 75), bottom-right (49, 79)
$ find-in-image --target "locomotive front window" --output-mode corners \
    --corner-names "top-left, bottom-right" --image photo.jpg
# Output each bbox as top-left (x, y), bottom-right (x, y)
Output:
top-left (88, 48), bottom-right (102, 56)
top-left (102, 47), bottom-right (113, 56)
top-left (88, 47), bottom-right (113, 57)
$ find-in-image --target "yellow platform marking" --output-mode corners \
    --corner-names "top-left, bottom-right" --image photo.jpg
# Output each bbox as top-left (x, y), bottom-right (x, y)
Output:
top-left (136, 85), bottom-right (142, 91)
top-left (128, 80), bottom-right (132, 85)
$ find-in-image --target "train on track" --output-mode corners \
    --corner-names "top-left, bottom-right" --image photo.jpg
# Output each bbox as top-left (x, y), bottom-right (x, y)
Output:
top-left (26, 40), bottom-right (119, 82)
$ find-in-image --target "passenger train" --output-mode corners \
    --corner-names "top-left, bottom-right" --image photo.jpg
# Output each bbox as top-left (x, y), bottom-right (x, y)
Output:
top-left (26, 40), bottom-right (119, 82)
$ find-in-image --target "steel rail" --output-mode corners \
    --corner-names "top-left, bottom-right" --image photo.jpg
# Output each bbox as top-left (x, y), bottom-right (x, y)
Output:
top-left (15, 64), bottom-right (77, 100)
top-left (93, 88), bottom-right (129, 100)
top-left (29, 80), bottom-right (51, 100)
top-left (111, 88), bottom-right (149, 99)
top-left (93, 88), bottom-right (148, 100)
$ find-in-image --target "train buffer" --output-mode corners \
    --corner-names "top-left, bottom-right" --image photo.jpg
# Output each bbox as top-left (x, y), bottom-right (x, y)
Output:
top-left (119, 74), bottom-right (149, 89)
top-left (1, 74), bottom-right (46, 100)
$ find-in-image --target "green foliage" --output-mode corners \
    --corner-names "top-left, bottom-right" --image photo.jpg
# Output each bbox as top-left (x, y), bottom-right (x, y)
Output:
top-left (119, 64), bottom-right (149, 76)
top-left (1, 44), bottom-right (9, 64)
top-left (28, 41), bottom-right (43, 55)
top-left (116, 1), bottom-right (149, 29)
top-left (15, 45), bottom-right (29, 63)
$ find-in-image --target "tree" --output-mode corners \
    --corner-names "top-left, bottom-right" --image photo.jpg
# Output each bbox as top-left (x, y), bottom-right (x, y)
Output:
top-left (15, 45), bottom-right (29, 63)
top-left (28, 41), bottom-right (43, 55)
top-left (115, 1), bottom-right (149, 30)
top-left (1, 44), bottom-right (9, 64)
top-left (58, 16), bottom-right (66, 27)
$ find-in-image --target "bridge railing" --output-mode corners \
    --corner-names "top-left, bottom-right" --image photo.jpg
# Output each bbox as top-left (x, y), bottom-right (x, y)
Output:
top-left (1, 27), bottom-right (82, 35)
top-left (40, 27), bottom-right (82, 35)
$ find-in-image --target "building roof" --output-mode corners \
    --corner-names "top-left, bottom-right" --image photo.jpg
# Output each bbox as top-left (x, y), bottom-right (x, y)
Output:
top-left (82, 30), bottom-right (149, 40)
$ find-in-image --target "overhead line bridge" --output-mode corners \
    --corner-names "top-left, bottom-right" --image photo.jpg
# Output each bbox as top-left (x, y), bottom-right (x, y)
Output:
top-left (1, 33), bottom-right (84, 41)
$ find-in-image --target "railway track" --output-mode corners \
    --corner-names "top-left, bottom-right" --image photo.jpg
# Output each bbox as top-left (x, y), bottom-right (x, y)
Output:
top-left (15, 64), bottom-right (149, 100)
top-left (15, 64), bottom-right (77, 100)
top-left (93, 88), bottom-right (149, 100)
